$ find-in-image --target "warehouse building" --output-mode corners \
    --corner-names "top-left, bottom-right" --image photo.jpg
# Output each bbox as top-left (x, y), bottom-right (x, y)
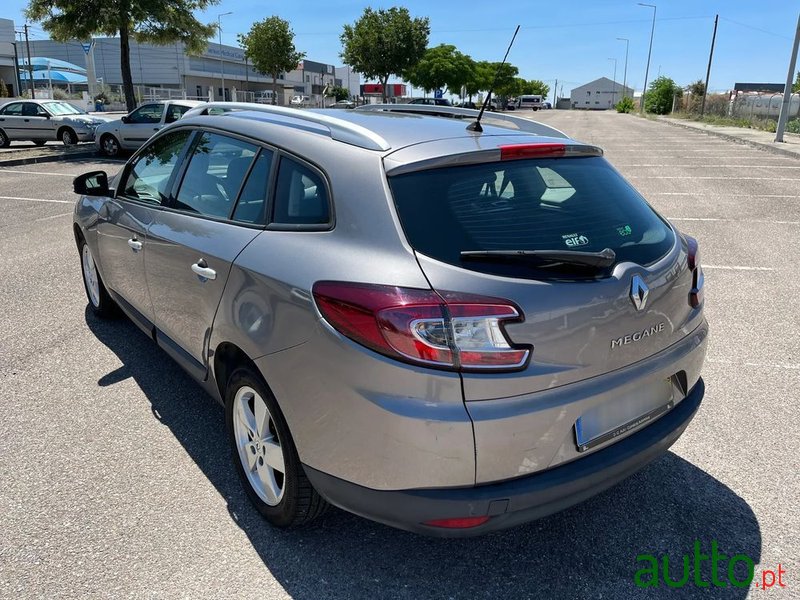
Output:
top-left (570, 77), bottom-right (634, 110)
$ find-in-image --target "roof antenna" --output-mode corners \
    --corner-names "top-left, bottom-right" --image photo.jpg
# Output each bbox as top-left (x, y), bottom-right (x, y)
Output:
top-left (467, 24), bottom-right (521, 133)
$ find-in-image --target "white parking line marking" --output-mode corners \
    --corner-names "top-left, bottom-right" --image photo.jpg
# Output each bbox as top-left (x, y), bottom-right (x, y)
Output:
top-left (0, 195), bottom-right (72, 204)
top-left (653, 193), bottom-right (800, 197)
top-left (708, 358), bottom-right (800, 370)
top-left (702, 265), bottom-right (775, 271)
top-left (629, 176), bottom-right (800, 180)
top-left (0, 169), bottom-right (77, 177)
top-left (34, 212), bottom-right (73, 222)
top-left (618, 164), bottom-right (800, 169)
top-left (667, 217), bottom-right (800, 225)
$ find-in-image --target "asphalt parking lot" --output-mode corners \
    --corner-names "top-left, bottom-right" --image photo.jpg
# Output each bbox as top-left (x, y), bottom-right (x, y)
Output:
top-left (1, 112), bottom-right (797, 599)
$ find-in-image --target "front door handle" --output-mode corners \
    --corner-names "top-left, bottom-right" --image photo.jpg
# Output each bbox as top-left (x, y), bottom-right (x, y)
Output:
top-left (127, 238), bottom-right (143, 251)
top-left (191, 260), bottom-right (216, 281)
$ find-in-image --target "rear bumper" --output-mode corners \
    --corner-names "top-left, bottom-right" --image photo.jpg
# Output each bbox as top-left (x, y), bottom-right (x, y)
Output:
top-left (304, 377), bottom-right (704, 537)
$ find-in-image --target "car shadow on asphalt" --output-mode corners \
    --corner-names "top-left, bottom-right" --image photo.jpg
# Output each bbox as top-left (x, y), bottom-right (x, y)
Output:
top-left (86, 309), bottom-right (761, 600)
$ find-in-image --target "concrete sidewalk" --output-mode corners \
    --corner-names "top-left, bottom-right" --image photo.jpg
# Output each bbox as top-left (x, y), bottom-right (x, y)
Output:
top-left (657, 115), bottom-right (800, 159)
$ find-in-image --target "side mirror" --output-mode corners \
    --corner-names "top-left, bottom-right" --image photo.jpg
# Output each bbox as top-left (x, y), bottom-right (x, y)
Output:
top-left (121, 115), bottom-right (130, 124)
top-left (73, 171), bottom-right (110, 197)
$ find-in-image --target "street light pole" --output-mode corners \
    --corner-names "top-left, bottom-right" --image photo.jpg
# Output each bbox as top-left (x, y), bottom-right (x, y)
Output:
top-left (217, 11), bottom-right (232, 101)
top-left (608, 58), bottom-right (617, 107)
top-left (638, 3), bottom-right (657, 113)
top-left (617, 37), bottom-right (629, 98)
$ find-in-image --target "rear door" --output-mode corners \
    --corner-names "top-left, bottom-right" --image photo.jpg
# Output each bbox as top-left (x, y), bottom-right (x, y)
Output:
top-left (387, 143), bottom-right (698, 401)
top-left (0, 102), bottom-right (25, 139)
top-left (145, 131), bottom-right (270, 377)
top-left (119, 103), bottom-right (165, 149)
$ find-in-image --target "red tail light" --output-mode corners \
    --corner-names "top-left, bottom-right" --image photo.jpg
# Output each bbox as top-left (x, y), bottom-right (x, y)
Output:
top-left (685, 236), bottom-right (704, 308)
top-left (312, 282), bottom-right (531, 371)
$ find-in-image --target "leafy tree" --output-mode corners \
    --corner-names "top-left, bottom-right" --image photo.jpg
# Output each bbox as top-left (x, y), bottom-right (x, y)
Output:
top-left (644, 76), bottom-right (681, 115)
top-left (616, 96), bottom-right (635, 113)
top-left (406, 44), bottom-right (474, 97)
top-left (26, 0), bottom-right (217, 112)
top-left (491, 63), bottom-right (520, 108)
top-left (464, 60), bottom-right (493, 100)
top-left (340, 7), bottom-right (429, 103)
top-left (519, 79), bottom-right (550, 98)
top-left (793, 71), bottom-right (800, 94)
top-left (688, 79), bottom-right (705, 97)
top-left (325, 85), bottom-right (351, 102)
top-left (239, 17), bottom-right (304, 106)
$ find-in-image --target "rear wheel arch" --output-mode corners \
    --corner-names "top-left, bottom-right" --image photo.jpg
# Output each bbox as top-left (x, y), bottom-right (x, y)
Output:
top-left (214, 342), bottom-right (261, 401)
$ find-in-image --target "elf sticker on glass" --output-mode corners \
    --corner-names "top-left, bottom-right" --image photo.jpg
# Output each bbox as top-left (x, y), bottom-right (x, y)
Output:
top-left (616, 224), bottom-right (633, 237)
top-left (562, 233), bottom-right (589, 247)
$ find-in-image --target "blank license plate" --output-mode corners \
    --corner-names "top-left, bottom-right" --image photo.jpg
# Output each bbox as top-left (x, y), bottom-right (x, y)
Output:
top-left (575, 379), bottom-right (674, 452)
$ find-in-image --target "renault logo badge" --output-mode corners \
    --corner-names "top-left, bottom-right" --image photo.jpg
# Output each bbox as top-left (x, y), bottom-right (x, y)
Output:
top-left (630, 275), bottom-right (649, 311)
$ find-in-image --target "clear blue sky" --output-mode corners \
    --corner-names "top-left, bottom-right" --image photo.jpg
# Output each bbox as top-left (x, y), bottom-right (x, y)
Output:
top-left (5, 0), bottom-right (798, 94)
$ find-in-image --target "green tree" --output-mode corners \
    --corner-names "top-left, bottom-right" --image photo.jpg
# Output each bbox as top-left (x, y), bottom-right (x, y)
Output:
top-left (645, 76), bottom-right (681, 115)
top-left (464, 60), bottom-right (493, 100)
top-left (491, 63), bottom-right (520, 108)
top-left (325, 85), bottom-right (351, 102)
top-left (26, 0), bottom-right (217, 112)
top-left (793, 71), bottom-right (800, 93)
top-left (519, 79), bottom-right (550, 98)
top-left (616, 96), bottom-right (635, 113)
top-left (688, 79), bottom-right (705, 96)
top-left (406, 44), bottom-right (474, 97)
top-left (239, 17), bottom-right (304, 106)
top-left (340, 7), bottom-right (429, 103)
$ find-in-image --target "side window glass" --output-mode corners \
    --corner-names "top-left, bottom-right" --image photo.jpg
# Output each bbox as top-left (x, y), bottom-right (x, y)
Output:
top-left (35, 104), bottom-right (49, 117)
top-left (128, 104), bottom-right (164, 124)
top-left (121, 130), bottom-right (191, 205)
top-left (174, 132), bottom-right (258, 219)
top-left (273, 157), bottom-right (330, 225)
top-left (164, 104), bottom-right (190, 124)
top-left (233, 150), bottom-right (273, 224)
top-left (0, 102), bottom-right (23, 116)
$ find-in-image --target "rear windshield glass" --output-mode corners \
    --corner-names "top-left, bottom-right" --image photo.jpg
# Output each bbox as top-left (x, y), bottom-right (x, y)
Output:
top-left (389, 156), bottom-right (673, 278)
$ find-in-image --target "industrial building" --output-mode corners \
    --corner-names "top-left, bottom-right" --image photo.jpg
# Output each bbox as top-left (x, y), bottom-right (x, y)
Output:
top-left (570, 77), bottom-right (634, 110)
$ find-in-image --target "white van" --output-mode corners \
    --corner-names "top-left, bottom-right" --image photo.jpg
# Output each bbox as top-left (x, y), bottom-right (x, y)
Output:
top-left (518, 94), bottom-right (543, 110)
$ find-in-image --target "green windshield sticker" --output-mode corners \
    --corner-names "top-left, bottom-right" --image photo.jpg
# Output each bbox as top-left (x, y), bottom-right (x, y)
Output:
top-left (617, 224), bottom-right (633, 237)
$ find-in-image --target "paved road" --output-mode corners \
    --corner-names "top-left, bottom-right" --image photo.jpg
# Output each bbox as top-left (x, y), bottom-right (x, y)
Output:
top-left (1, 113), bottom-right (797, 599)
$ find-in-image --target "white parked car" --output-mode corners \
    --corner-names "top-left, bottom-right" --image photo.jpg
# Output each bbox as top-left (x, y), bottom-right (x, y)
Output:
top-left (0, 99), bottom-right (110, 147)
top-left (94, 100), bottom-right (204, 156)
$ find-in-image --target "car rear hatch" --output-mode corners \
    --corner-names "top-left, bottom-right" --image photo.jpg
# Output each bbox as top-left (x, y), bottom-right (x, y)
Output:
top-left (384, 136), bottom-right (703, 402)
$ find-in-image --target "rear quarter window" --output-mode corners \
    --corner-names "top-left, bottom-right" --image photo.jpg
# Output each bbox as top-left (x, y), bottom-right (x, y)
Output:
top-left (388, 156), bottom-right (674, 278)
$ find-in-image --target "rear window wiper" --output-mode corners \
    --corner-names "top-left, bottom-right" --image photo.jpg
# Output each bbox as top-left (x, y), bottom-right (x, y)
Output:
top-left (460, 248), bottom-right (616, 269)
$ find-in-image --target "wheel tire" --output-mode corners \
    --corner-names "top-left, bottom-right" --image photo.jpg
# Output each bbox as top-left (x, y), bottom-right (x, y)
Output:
top-left (60, 128), bottom-right (77, 146)
top-left (225, 366), bottom-right (328, 528)
top-left (80, 240), bottom-right (116, 318)
top-left (100, 134), bottom-right (120, 157)
top-left (0, 129), bottom-right (9, 148)
top-left (33, 140), bottom-right (47, 146)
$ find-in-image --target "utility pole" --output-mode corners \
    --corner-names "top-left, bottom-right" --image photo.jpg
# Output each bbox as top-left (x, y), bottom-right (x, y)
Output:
top-left (217, 11), bottom-right (232, 100)
top-left (700, 14), bottom-right (719, 117)
top-left (553, 78), bottom-right (557, 106)
top-left (24, 24), bottom-right (35, 97)
top-left (608, 58), bottom-right (617, 107)
top-left (775, 13), bottom-right (800, 143)
top-left (638, 3), bottom-right (657, 113)
top-left (617, 38), bottom-right (629, 98)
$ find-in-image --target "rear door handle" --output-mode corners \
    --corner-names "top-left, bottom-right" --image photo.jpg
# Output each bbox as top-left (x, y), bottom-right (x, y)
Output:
top-left (191, 260), bottom-right (216, 281)
top-left (127, 238), bottom-right (143, 251)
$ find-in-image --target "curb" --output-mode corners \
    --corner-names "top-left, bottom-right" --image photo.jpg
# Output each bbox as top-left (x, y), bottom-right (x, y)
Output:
top-left (655, 117), bottom-right (800, 160)
top-left (0, 149), bottom-right (99, 167)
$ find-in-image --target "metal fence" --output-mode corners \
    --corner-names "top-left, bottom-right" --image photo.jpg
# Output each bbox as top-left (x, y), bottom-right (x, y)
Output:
top-left (678, 91), bottom-right (800, 132)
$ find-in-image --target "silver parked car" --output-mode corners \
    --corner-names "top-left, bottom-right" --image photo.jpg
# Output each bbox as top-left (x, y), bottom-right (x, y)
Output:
top-left (73, 102), bottom-right (707, 536)
top-left (94, 100), bottom-right (204, 157)
top-left (0, 99), bottom-right (109, 147)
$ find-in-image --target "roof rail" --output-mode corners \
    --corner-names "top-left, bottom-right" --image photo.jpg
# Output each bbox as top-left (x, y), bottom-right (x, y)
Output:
top-left (184, 102), bottom-right (391, 151)
top-left (354, 104), bottom-right (569, 139)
